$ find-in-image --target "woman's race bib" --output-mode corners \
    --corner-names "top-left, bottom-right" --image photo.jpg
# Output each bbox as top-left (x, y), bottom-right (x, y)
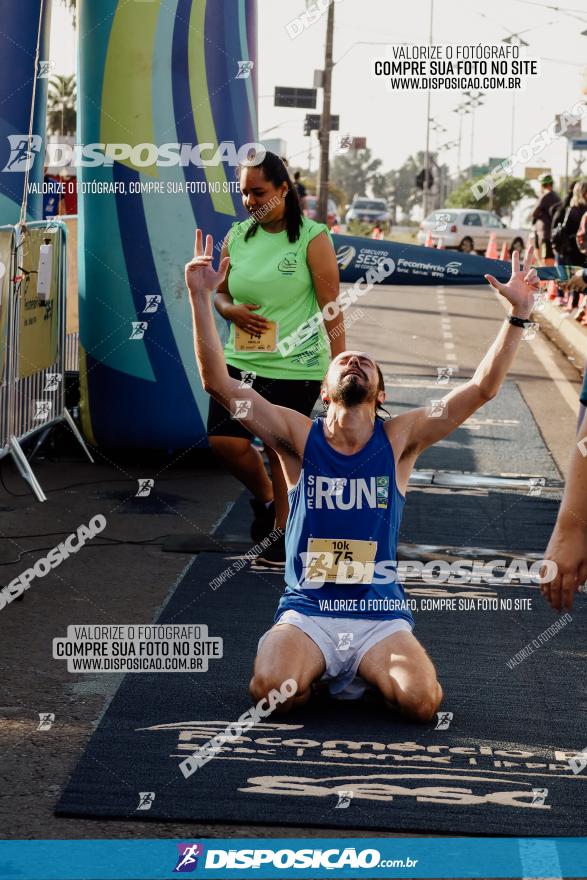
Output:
top-left (234, 321), bottom-right (279, 352)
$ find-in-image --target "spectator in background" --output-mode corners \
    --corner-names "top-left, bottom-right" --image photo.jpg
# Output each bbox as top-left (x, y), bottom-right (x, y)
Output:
top-left (532, 173), bottom-right (561, 265)
top-left (560, 198), bottom-right (587, 325)
top-left (551, 178), bottom-right (579, 268)
top-left (371, 223), bottom-right (383, 240)
top-left (294, 171), bottom-right (307, 212)
top-left (562, 268), bottom-right (587, 414)
top-left (552, 179), bottom-right (587, 310)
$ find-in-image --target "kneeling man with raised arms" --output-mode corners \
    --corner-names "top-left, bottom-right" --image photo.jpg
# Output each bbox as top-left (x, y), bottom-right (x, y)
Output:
top-left (186, 230), bottom-right (540, 721)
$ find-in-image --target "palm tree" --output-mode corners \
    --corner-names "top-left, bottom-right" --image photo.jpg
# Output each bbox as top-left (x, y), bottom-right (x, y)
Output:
top-left (62, 0), bottom-right (76, 21)
top-left (47, 74), bottom-right (77, 136)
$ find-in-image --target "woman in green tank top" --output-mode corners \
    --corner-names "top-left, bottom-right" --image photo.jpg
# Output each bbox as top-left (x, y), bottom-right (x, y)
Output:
top-left (207, 152), bottom-right (345, 565)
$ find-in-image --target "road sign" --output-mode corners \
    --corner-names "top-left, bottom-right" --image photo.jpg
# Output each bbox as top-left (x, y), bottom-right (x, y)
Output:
top-left (304, 113), bottom-right (339, 135)
top-left (525, 167), bottom-right (551, 180)
top-left (275, 87), bottom-right (317, 109)
top-left (571, 138), bottom-right (587, 150)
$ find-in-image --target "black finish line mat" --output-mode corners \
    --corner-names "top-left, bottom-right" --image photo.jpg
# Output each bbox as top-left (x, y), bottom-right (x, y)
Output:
top-left (57, 539), bottom-right (586, 835)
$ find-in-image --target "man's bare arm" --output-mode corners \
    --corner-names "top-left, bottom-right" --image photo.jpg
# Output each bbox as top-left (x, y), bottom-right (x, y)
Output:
top-left (186, 230), bottom-right (310, 459)
top-left (307, 231), bottom-right (346, 358)
top-left (392, 245), bottom-right (540, 459)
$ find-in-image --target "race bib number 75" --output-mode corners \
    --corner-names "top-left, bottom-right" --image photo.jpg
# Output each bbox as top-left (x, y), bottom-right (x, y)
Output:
top-left (301, 538), bottom-right (377, 586)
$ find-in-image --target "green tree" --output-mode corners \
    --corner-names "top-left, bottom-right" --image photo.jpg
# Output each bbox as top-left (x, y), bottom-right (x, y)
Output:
top-left (446, 176), bottom-right (535, 216)
top-left (371, 169), bottom-right (395, 202)
top-left (330, 148), bottom-right (382, 204)
top-left (47, 74), bottom-right (77, 136)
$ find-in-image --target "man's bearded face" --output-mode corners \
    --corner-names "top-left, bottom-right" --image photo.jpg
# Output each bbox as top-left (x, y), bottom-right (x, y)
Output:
top-left (325, 352), bottom-right (380, 408)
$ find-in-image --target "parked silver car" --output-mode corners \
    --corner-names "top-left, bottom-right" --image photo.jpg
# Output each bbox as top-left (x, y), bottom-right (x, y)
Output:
top-left (345, 198), bottom-right (391, 226)
top-left (417, 209), bottom-right (528, 254)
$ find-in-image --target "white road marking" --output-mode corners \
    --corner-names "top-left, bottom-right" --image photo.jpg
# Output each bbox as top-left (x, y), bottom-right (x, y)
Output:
top-left (492, 290), bottom-right (579, 415)
top-left (437, 287), bottom-right (458, 370)
top-left (528, 333), bottom-right (579, 415)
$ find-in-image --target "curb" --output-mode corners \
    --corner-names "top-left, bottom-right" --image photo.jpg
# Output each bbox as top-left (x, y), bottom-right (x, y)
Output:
top-left (536, 298), bottom-right (587, 371)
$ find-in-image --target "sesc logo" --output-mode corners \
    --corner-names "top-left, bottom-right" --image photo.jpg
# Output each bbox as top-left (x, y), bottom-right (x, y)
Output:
top-left (335, 244), bottom-right (356, 270)
top-left (174, 843), bottom-right (204, 873)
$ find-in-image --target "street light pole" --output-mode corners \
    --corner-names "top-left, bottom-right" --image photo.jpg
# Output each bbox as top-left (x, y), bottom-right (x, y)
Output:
top-left (463, 91), bottom-right (484, 174)
top-left (316, 0), bottom-right (335, 224)
top-left (422, 0), bottom-right (434, 217)
top-left (457, 109), bottom-right (464, 177)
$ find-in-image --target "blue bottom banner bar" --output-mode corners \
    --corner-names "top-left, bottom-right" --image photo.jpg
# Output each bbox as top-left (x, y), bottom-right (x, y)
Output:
top-left (0, 838), bottom-right (585, 879)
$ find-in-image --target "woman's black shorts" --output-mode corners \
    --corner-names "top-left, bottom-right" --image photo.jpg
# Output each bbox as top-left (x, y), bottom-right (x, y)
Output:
top-left (207, 364), bottom-right (321, 439)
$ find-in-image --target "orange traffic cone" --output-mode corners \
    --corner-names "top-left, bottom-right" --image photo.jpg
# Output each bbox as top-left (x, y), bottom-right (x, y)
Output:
top-left (499, 242), bottom-right (510, 261)
top-left (436, 238), bottom-right (444, 249)
top-left (425, 230), bottom-right (434, 247)
top-left (485, 233), bottom-right (498, 259)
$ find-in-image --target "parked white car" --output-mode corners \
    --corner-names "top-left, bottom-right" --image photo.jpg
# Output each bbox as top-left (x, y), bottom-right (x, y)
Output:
top-left (417, 209), bottom-right (528, 254)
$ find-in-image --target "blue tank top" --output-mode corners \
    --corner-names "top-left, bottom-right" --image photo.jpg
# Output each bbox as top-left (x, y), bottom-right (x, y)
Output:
top-left (276, 418), bottom-right (414, 624)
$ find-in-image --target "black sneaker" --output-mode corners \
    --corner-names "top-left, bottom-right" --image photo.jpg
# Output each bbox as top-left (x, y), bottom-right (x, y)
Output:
top-left (249, 498), bottom-right (275, 543)
top-left (256, 531), bottom-right (286, 568)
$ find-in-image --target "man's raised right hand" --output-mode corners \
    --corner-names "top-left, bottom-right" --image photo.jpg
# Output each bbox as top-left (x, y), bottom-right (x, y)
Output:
top-left (185, 229), bottom-right (229, 298)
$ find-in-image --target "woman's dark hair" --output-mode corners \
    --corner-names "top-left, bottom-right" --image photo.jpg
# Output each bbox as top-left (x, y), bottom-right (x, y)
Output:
top-left (237, 151), bottom-right (303, 243)
top-left (374, 363), bottom-right (391, 420)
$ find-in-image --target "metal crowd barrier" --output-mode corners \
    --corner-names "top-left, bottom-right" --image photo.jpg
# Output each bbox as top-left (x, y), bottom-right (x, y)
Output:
top-left (0, 219), bottom-right (93, 502)
top-left (65, 330), bottom-right (79, 372)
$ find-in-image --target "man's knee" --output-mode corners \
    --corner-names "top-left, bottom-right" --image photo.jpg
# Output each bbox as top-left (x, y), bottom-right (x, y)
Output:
top-left (249, 670), bottom-right (276, 702)
top-left (402, 680), bottom-right (443, 722)
top-left (249, 671), bottom-right (295, 713)
top-left (383, 676), bottom-right (443, 722)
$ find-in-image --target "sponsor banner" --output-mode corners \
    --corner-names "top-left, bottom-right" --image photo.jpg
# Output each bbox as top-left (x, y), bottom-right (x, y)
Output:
top-left (332, 234), bottom-right (512, 287)
top-left (0, 837), bottom-right (584, 878)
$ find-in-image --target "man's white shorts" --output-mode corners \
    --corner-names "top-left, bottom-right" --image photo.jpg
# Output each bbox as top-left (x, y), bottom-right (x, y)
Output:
top-left (259, 609), bottom-right (414, 700)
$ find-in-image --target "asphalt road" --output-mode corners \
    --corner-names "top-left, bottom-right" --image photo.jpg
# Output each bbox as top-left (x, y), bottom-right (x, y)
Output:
top-left (0, 279), bottom-right (583, 842)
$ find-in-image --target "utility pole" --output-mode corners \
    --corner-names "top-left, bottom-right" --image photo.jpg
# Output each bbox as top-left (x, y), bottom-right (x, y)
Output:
top-left (316, 0), bottom-right (335, 224)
